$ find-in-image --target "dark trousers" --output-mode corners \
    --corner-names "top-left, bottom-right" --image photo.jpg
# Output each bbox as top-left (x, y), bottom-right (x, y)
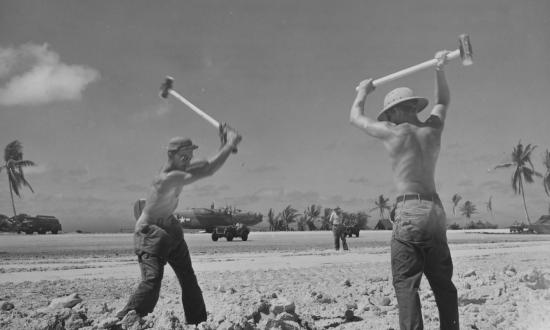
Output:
top-left (120, 218), bottom-right (207, 325)
top-left (332, 225), bottom-right (348, 250)
top-left (391, 198), bottom-right (458, 330)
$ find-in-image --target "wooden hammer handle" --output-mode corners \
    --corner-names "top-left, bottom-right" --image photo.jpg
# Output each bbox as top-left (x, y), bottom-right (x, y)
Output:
top-left (372, 49), bottom-right (460, 87)
top-left (169, 90), bottom-right (238, 153)
top-left (168, 90), bottom-right (220, 128)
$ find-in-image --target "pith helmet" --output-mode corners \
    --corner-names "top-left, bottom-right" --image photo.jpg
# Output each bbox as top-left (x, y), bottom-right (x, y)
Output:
top-left (377, 87), bottom-right (428, 121)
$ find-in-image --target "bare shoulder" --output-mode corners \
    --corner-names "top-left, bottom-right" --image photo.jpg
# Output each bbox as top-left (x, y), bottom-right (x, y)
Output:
top-left (364, 120), bottom-right (397, 140)
top-left (424, 115), bottom-right (444, 129)
top-left (164, 169), bottom-right (190, 179)
top-left (162, 160), bottom-right (211, 187)
top-left (162, 169), bottom-right (192, 187)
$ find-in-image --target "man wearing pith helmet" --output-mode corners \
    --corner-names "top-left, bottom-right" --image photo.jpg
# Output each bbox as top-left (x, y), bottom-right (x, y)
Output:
top-left (349, 50), bottom-right (459, 330)
top-left (117, 125), bottom-right (241, 326)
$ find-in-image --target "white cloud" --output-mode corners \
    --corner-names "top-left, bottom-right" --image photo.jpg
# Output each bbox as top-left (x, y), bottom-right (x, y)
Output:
top-left (0, 43), bottom-right (100, 106)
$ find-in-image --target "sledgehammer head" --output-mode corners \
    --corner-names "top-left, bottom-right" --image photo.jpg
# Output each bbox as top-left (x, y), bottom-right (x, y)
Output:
top-left (459, 34), bottom-right (473, 66)
top-left (160, 76), bottom-right (174, 98)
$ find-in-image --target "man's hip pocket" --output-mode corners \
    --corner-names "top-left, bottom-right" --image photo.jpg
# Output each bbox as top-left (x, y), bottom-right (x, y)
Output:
top-left (134, 224), bottom-right (173, 257)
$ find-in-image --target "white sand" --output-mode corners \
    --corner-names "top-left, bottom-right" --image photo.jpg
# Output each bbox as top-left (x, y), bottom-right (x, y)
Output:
top-left (0, 231), bottom-right (549, 329)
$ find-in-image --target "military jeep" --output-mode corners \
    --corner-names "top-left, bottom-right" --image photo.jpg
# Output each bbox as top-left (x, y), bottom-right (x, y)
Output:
top-left (509, 222), bottom-right (527, 233)
top-left (344, 225), bottom-right (360, 238)
top-left (211, 223), bottom-right (249, 241)
top-left (16, 215), bottom-right (62, 234)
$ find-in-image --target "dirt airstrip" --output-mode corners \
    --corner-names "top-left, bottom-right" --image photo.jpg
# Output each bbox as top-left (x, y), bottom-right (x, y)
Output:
top-left (1, 230), bottom-right (549, 329)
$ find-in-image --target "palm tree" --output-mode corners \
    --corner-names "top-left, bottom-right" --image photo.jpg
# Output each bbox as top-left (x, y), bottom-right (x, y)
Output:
top-left (297, 215), bottom-right (307, 231)
top-left (1, 141), bottom-right (36, 216)
top-left (370, 195), bottom-right (391, 220)
top-left (486, 196), bottom-right (494, 218)
top-left (543, 149), bottom-right (550, 197)
top-left (355, 211), bottom-right (370, 229)
top-left (460, 200), bottom-right (477, 219)
top-left (451, 193), bottom-right (462, 216)
top-left (320, 208), bottom-right (332, 230)
top-left (304, 204), bottom-right (321, 230)
top-left (279, 205), bottom-right (300, 231)
top-left (267, 208), bottom-right (279, 231)
top-left (493, 141), bottom-right (542, 224)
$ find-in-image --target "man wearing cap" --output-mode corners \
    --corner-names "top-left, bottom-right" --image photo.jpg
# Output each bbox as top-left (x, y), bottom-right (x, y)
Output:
top-left (329, 207), bottom-right (348, 251)
top-left (349, 51), bottom-right (459, 330)
top-left (117, 125), bottom-right (241, 326)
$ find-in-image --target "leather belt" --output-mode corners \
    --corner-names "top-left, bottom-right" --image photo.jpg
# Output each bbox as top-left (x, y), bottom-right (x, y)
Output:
top-left (396, 193), bottom-right (440, 203)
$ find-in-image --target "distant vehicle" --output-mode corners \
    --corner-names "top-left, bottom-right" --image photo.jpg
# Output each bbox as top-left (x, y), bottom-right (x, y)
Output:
top-left (133, 199), bottom-right (262, 240)
top-left (509, 222), bottom-right (527, 233)
top-left (16, 214), bottom-right (62, 234)
top-left (211, 223), bottom-right (250, 241)
top-left (344, 225), bottom-right (360, 238)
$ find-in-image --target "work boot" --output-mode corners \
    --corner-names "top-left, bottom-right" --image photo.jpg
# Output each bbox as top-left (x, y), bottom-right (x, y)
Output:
top-left (117, 310), bottom-right (143, 330)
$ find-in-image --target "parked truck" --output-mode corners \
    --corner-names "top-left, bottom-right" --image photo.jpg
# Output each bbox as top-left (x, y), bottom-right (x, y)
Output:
top-left (16, 214), bottom-right (62, 234)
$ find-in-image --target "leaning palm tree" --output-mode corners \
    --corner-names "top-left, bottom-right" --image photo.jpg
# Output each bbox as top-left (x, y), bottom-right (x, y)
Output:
top-left (543, 149), bottom-right (550, 197)
top-left (460, 200), bottom-right (477, 219)
top-left (0, 141), bottom-right (36, 216)
top-left (451, 193), bottom-right (462, 216)
top-left (493, 141), bottom-right (542, 224)
top-left (370, 194), bottom-right (391, 220)
top-left (279, 205), bottom-right (300, 231)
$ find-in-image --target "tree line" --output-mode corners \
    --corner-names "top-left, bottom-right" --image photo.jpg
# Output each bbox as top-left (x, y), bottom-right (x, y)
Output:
top-left (265, 205), bottom-right (371, 231)
top-left (448, 141), bottom-right (550, 228)
top-left (2, 140), bottom-right (550, 231)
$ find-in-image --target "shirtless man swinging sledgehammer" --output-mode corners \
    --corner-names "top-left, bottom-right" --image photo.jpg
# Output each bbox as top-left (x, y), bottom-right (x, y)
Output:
top-left (349, 51), bottom-right (459, 330)
top-left (117, 126), bottom-right (241, 327)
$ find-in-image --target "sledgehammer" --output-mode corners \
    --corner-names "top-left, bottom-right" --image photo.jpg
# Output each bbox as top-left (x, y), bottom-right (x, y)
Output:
top-left (369, 34), bottom-right (473, 88)
top-left (160, 76), bottom-right (237, 153)
top-left (160, 76), bottom-right (220, 128)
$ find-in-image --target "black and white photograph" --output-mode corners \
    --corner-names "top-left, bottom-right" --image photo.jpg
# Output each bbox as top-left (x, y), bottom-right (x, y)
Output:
top-left (1, 1), bottom-right (549, 329)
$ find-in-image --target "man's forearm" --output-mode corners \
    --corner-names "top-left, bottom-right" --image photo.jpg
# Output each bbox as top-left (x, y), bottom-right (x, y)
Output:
top-left (435, 69), bottom-right (450, 106)
top-left (205, 143), bottom-right (235, 175)
top-left (350, 91), bottom-right (368, 123)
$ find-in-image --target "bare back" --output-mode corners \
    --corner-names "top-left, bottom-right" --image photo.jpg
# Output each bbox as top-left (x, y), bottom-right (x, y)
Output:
top-left (383, 122), bottom-right (442, 195)
top-left (350, 64), bottom-right (450, 197)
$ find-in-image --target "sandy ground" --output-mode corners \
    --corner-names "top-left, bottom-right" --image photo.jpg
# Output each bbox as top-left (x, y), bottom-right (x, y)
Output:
top-left (1, 230), bottom-right (549, 329)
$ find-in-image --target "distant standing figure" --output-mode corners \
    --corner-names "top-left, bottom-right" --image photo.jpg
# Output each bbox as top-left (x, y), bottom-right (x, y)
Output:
top-left (330, 207), bottom-right (348, 251)
top-left (349, 51), bottom-right (459, 329)
top-left (117, 124), bottom-right (242, 326)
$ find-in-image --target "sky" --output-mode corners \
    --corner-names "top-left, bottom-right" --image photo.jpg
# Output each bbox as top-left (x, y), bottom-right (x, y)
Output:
top-left (1, 0), bottom-right (549, 232)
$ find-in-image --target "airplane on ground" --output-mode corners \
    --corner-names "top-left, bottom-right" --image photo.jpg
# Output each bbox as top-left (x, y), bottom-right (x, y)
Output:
top-left (133, 199), bottom-right (263, 233)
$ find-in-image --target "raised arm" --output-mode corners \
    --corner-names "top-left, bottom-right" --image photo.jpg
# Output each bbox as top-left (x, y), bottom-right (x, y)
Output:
top-left (167, 125), bottom-right (242, 186)
top-left (429, 50), bottom-right (450, 125)
top-left (349, 79), bottom-right (394, 139)
top-left (194, 125), bottom-right (241, 177)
